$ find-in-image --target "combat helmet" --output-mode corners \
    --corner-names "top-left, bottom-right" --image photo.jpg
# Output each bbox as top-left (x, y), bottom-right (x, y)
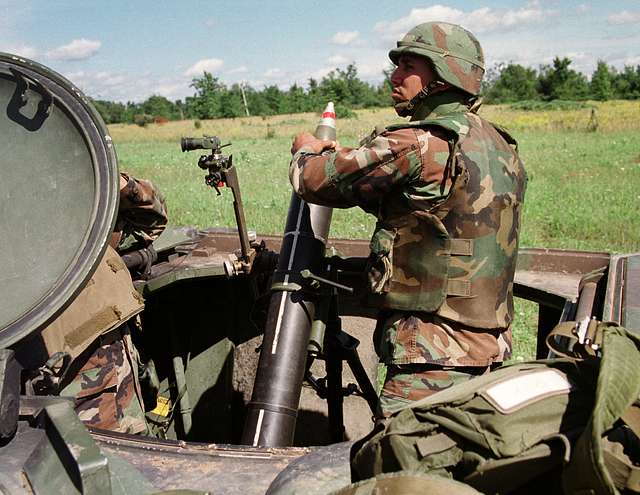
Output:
top-left (389, 21), bottom-right (485, 98)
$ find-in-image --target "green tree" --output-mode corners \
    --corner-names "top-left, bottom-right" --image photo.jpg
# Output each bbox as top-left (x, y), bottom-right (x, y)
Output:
top-left (186, 72), bottom-right (226, 119)
top-left (318, 64), bottom-right (377, 107)
top-left (219, 84), bottom-right (246, 118)
top-left (91, 99), bottom-right (127, 124)
top-left (261, 85), bottom-right (285, 115)
top-left (612, 65), bottom-right (640, 99)
top-left (140, 95), bottom-right (179, 120)
top-left (538, 57), bottom-right (589, 101)
top-left (306, 77), bottom-right (323, 111)
top-left (484, 63), bottom-right (539, 103)
top-left (286, 83), bottom-right (307, 113)
top-left (590, 61), bottom-right (613, 101)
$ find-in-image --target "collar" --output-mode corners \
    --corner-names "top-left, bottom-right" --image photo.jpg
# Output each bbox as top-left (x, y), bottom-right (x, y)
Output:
top-left (409, 92), bottom-right (471, 121)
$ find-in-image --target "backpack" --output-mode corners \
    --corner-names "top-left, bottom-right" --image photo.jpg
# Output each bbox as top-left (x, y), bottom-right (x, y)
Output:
top-left (350, 321), bottom-right (640, 494)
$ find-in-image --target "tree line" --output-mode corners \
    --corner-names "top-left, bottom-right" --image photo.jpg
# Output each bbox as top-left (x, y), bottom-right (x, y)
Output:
top-left (92, 58), bottom-right (640, 125)
top-left (483, 57), bottom-right (640, 103)
top-left (92, 64), bottom-right (391, 125)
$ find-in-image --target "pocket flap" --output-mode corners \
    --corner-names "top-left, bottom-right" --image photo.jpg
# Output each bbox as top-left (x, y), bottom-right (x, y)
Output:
top-left (415, 432), bottom-right (458, 458)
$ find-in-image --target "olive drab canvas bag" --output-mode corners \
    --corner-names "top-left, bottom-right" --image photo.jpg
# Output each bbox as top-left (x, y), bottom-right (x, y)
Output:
top-left (351, 321), bottom-right (640, 494)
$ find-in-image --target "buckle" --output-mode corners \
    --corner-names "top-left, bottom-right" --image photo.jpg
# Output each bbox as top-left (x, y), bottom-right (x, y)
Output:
top-left (573, 317), bottom-right (601, 352)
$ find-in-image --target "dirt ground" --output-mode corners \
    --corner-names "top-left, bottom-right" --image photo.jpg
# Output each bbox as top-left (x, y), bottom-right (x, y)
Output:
top-left (233, 316), bottom-right (379, 446)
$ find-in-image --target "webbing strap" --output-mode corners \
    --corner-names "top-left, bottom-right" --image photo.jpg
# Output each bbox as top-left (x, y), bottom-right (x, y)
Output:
top-left (64, 306), bottom-right (120, 350)
top-left (450, 238), bottom-right (473, 256)
top-left (446, 279), bottom-right (471, 297)
top-left (546, 320), bottom-right (604, 359)
top-left (445, 239), bottom-right (473, 297)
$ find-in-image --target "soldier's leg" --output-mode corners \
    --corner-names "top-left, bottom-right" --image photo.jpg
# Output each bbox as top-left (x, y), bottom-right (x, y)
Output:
top-left (378, 364), bottom-right (491, 417)
top-left (60, 324), bottom-right (148, 434)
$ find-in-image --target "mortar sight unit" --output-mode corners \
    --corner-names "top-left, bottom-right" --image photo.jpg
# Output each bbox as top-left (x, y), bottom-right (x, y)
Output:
top-left (180, 135), bottom-right (226, 152)
top-left (0, 51), bottom-right (638, 494)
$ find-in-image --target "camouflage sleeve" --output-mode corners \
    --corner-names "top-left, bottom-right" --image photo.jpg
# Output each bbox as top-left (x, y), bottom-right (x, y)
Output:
top-left (113, 173), bottom-right (168, 252)
top-left (289, 127), bottom-right (452, 211)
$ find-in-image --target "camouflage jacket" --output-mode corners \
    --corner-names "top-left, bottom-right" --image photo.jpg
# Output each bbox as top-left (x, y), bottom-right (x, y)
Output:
top-left (290, 94), bottom-right (526, 365)
top-left (112, 172), bottom-right (168, 252)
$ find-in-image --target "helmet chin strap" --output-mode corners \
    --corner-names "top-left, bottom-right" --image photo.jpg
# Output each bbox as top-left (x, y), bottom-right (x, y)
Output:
top-left (394, 80), bottom-right (447, 117)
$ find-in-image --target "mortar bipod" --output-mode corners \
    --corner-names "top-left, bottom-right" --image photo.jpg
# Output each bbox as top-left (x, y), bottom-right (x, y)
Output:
top-left (301, 261), bottom-right (378, 443)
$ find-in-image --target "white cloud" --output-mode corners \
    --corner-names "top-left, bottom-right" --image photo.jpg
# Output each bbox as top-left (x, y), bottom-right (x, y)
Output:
top-left (47, 38), bottom-right (101, 61)
top-left (184, 58), bottom-right (224, 77)
top-left (226, 66), bottom-right (248, 75)
top-left (64, 68), bottom-right (194, 102)
top-left (608, 10), bottom-right (640, 25)
top-left (327, 55), bottom-right (348, 66)
top-left (264, 68), bottom-right (282, 78)
top-left (64, 70), bottom-right (128, 99)
top-left (95, 72), bottom-right (126, 87)
top-left (354, 59), bottom-right (389, 79)
top-left (1, 44), bottom-right (38, 59)
top-left (308, 67), bottom-right (333, 81)
top-left (624, 55), bottom-right (640, 66)
top-left (152, 82), bottom-right (185, 100)
top-left (331, 31), bottom-right (359, 45)
top-left (374, 2), bottom-right (550, 40)
top-left (66, 70), bottom-right (125, 90)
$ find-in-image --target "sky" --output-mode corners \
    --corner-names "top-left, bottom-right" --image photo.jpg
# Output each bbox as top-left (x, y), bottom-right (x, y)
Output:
top-left (1, 0), bottom-right (639, 102)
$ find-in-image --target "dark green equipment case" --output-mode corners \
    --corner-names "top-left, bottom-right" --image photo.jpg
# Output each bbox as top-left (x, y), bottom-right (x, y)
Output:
top-left (351, 322), bottom-right (640, 494)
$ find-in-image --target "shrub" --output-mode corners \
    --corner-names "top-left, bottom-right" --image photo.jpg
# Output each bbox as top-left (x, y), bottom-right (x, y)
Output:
top-left (509, 100), bottom-right (590, 111)
top-left (133, 114), bottom-right (153, 127)
top-left (333, 104), bottom-right (357, 119)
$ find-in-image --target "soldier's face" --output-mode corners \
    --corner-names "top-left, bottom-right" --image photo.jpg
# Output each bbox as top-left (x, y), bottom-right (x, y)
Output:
top-left (390, 54), bottom-right (435, 104)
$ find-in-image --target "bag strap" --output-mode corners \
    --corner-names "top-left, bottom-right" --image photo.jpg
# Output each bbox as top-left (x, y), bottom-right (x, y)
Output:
top-left (603, 449), bottom-right (640, 493)
top-left (545, 319), bottom-right (606, 359)
top-left (562, 324), bottom-right (640, 494)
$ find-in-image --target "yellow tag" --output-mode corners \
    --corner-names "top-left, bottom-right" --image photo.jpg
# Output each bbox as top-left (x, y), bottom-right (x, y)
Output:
top-left (151, 395), bottom-right (171, 417)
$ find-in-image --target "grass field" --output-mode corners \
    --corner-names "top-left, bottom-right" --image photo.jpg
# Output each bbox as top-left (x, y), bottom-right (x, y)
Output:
top-left (110, 100), bottom-right (640, 360)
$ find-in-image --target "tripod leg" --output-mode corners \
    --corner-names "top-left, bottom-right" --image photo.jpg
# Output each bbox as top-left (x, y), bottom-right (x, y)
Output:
top-left (326, 348), bottom-right (345, 442)
top-left (345, 349), bottom-right (378, 415)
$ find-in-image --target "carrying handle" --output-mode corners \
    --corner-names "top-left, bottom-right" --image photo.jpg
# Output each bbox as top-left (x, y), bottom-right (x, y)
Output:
top-left (7, 67), bottom-right (53, 131)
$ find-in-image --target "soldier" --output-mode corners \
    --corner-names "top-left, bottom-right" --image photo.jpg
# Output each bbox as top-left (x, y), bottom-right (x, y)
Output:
top-left (290, 22), bottom-right (527, 417)
top-left (27, 173), bottom-right (167, 433)
top-left (111, 173), bottom-right (169, 253)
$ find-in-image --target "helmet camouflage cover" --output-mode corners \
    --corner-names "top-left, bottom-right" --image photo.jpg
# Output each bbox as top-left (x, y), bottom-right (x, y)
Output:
top-left (388, 22), bottom-right (485, 96)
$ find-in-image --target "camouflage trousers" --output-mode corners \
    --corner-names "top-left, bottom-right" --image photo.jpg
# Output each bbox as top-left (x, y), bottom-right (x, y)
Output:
top-left (60, 326), bottom-right (148, 434)
top-left (378, 363), bottom-right (496, 417)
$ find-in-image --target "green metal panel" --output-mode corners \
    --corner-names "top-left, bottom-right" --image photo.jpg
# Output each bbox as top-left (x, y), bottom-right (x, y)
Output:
top-left (0, 53), bottom-right (118, 348)
top-left (23, 400), bottom-right (112, 494)
top-left (623, 255), bottom-right (640, 331)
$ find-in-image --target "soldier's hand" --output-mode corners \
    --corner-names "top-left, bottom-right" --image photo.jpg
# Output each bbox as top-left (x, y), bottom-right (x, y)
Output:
top-left (291, 132), bottom-right (337, 155)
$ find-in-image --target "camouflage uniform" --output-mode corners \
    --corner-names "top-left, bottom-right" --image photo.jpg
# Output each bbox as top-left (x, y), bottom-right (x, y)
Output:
top-left (111, 172), bottom-right (168, 252)
top-left (290, 23), bottom-right (526, 416)
top-left (38, 173), bottom-right (167, 433)
top-left (60, 321), bottom-right (147, 433)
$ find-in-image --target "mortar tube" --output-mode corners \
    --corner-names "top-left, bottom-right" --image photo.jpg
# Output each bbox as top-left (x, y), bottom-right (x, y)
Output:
top-left (241, 103), bottom-right (336, 447)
